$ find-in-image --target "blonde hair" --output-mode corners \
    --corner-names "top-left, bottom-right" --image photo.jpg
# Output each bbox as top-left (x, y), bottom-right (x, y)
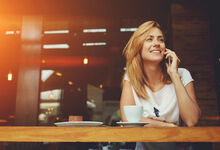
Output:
top-left (122, 20), bottom-right (171, 99)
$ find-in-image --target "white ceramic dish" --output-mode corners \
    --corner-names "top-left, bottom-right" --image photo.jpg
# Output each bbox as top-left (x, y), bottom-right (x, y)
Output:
top-left (54, 121), bottom-right (103, 127)
top-left (116, 121), bottom-right (149, 127)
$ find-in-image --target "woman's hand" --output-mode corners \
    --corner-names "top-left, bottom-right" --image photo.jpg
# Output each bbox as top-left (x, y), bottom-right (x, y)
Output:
top-left (164, 49), bottom-right (180, 77)
top-left (165, 122), bottom-right (178, 127)
top-left (141, 117), bottom-right (177, 127)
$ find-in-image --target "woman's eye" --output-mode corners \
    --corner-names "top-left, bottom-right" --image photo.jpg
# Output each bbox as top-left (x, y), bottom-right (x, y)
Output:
top-left (146, 38), bottom-right (152, 41)
top-left (159, 39), bottom-right (164, 42)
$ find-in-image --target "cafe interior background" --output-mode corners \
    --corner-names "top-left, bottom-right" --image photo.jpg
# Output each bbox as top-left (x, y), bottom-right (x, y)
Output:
top-left (0, 0), bottom-right (220, 129)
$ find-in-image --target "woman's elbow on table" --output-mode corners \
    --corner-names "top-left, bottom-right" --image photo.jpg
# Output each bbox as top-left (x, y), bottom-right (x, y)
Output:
top-left (185, 113), bottom-right (201, 127)
top-left (184, 106), bottom-right (201, 127)
top-left (185, 120), bottom-right (197, 127)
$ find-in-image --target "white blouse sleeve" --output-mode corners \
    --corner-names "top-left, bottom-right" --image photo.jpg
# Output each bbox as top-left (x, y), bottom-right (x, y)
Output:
top-left (178, 68), bottom-right (194, 86)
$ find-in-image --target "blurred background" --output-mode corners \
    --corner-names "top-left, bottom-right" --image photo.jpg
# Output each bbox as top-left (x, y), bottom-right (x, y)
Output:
top-left (1, 0), bottom-right (220, 149)
top-left (0, 0), bottom-right (220, 128)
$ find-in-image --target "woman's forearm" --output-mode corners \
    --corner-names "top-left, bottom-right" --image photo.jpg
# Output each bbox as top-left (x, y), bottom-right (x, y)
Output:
top-left (170, 73), bottom-right (200, 127)
top-left (140, 117), bottom-right (177, 127)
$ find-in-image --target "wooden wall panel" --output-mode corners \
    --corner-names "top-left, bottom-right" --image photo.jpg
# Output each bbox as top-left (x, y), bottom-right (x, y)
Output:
top-left (15, 16), bottom-right (42, 125)
top-left (171, 3), bottom-right (219, 126)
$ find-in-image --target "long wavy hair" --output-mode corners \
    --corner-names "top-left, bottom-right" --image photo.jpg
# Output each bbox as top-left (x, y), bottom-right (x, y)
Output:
top-left (122, 20), bottom-right (171, 99)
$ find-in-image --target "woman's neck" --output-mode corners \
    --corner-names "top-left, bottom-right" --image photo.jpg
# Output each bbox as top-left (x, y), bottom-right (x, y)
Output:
top-left (143, 62), bottom-right (163, 86)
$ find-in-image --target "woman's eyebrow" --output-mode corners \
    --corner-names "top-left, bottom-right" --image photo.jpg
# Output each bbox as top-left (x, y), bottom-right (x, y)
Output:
top-left (147, 35), bottom-right (164, 38)
top-left (157, 36), bottom-right (164, 38)
top-left (146, 35), bottom-right (154, 38)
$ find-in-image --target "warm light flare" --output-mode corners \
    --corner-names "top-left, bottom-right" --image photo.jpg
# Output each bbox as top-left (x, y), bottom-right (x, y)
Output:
top-left (42, 59), bottom-right (46, 64)
top-left (41, 56), bottom-right (110, 67)
top-left (49, 94), bottom-right (55, 99)
top-left (68, 81), bottom-right (73, 85)
top-left (83, 57), bottom-right (89, 65)
top-left (0, 120), bottom-right (7, 123)
top-left (8, 72), bottom-right (13, 81)
top-left (16, 30), bottom-right (20, 34)
top-left (9, 115), bottom-right (15, 119)
top-left (5, 31), bottom-right (14, 35)
top-left (77, 88), bottom-right (82, 92)
top-left (56, 72), bottom-right (62, 77)
top-left (99, 84), bottom-right (103, 89)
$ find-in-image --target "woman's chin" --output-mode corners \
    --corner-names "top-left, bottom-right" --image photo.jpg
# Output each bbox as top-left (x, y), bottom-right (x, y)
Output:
top-left (151, 58), bottom-right (164, 63)
top-left (144, 59), bottom-right (163, 64)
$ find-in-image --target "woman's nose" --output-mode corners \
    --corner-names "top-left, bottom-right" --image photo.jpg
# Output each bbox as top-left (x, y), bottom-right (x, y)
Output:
top-left (153, 40), bottom-right (160, 47)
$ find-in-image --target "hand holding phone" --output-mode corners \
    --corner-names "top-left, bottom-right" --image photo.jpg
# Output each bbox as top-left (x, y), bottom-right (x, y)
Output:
top-left (164, 48), bottom-right (171, 65)
top-left (167, 56), bottom-right (171, 65)
top-left (164, 48), bottom-right (180, 68)
top-left (164, 54), bottom-right (171, 65)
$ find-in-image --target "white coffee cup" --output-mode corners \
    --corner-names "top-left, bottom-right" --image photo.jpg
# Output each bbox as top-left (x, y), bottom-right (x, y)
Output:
top-left (123, 105), bottom-right (143, 122)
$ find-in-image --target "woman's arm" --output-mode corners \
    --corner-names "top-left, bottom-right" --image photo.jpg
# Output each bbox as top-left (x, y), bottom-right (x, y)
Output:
top-left (165, 49), bottom-right (201, 127)
top-left (140, 117), bottom-right (177, 127)
top-left (120, 80), bottom-right (136, 122)
top-left (170, 74), bottom-right (201, 126)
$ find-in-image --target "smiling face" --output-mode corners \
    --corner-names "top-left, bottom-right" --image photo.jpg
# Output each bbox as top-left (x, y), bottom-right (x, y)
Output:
top-left (141, 27), bottom-right (166, 63)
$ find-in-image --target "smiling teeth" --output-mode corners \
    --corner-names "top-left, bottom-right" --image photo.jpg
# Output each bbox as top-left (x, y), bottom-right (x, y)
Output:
top-left (151, 51), bottom-right (161, 53)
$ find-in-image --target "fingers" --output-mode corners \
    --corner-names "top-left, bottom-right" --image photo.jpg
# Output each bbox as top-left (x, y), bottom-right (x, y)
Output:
top-left (164, 48), bottom-right (180, 64)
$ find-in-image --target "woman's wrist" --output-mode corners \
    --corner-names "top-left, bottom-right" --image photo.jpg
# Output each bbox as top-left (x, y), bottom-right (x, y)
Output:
top-left (169, 72), bottom-right (181, 81)
top-left (142, 117), bottom-right (177, 127)
top-left (166, 122), bottom-right (177, 127)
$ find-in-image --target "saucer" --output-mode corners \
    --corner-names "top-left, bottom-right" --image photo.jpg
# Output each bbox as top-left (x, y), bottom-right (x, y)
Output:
top-left (54, 121), bottom-right (103, 127)
top-left (116, 121), bottom-right (149, 127)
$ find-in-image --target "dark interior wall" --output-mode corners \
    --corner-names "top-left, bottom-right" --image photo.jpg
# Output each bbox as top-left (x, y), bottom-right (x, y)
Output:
top-left (171, 1), bottom-right (219, 126)
top-left (208, 0), bottom-right (220, 120)
top-left (0, 28), bottom-right (20, 123)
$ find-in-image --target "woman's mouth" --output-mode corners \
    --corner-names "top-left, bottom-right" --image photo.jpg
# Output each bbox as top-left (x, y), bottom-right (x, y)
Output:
top-left (150, 50), bottom-right (162, 53)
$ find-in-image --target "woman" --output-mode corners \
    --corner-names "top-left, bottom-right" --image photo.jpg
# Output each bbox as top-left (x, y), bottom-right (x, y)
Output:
top-left (120, 21), bottom-right (201, 150)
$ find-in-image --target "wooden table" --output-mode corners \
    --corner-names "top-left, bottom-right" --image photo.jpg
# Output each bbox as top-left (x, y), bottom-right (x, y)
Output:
top-left (0, 126), bottom-right (220, 142)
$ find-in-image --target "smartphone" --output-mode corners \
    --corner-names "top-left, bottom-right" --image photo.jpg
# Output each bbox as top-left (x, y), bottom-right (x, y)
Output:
top-left (164, 55), bottom-right (171, 65)
top-left (168, 57), bottom-right (171, 65)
